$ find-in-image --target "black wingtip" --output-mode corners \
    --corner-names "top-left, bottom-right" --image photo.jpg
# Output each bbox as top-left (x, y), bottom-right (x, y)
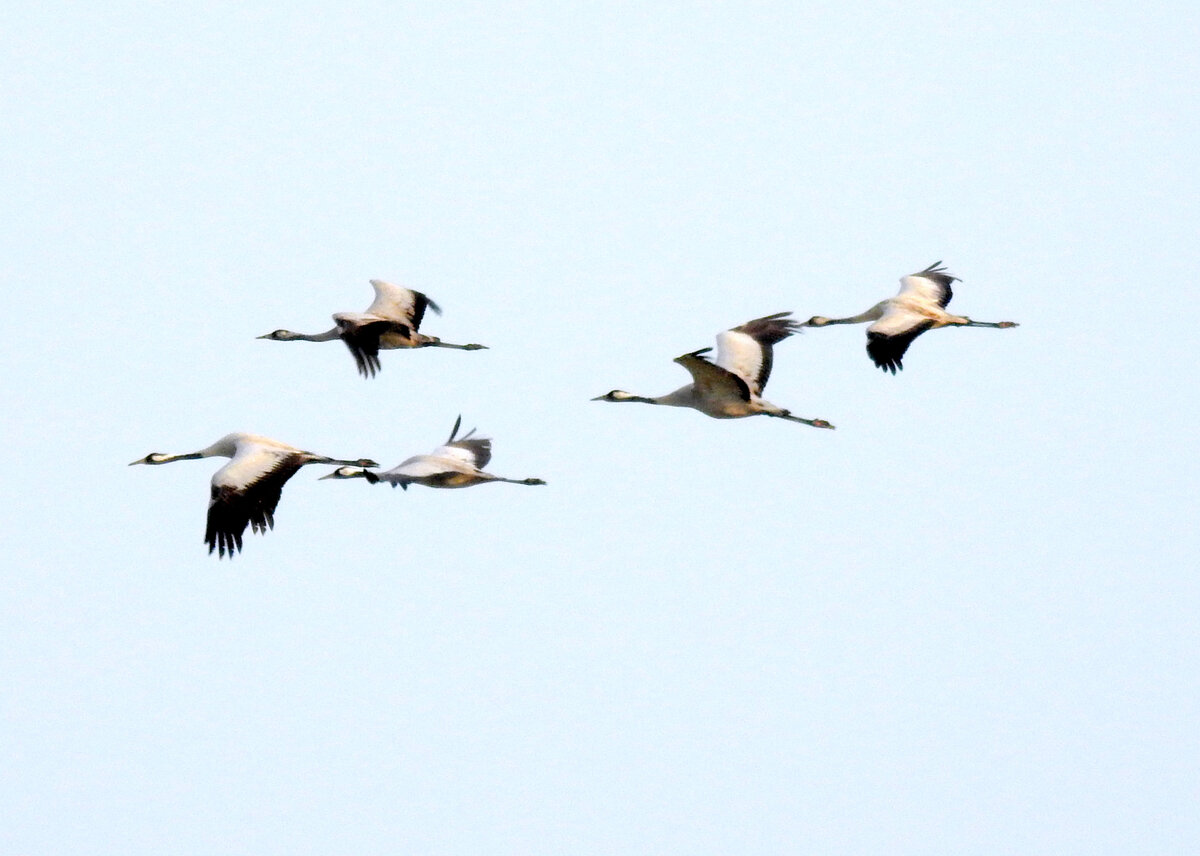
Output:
top-left (921, 260), bottom-right (960, 283)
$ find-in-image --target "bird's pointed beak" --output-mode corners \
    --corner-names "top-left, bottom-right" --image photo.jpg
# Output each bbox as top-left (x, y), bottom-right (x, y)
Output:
top-left (317, 472), bottom-right (341, 480)
top-left (128, 453), bottom-right (164, 465)
top-left (255, 333), bottom-right (272, 339)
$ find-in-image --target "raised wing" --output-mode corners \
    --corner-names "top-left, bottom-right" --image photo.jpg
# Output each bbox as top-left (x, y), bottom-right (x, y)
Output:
top-left (675, 348), bottom-right (751, 401)
top-left (715, 312), bottom-right (798, 395)
top-left (897, 261), bottom-right (958, 309)
top-left (367, 280), bottom-right (442, 329)
top-left (866, 305), bottom-right (935, 374)
top-left (442, 437), bottom-right (491, 471)
top-left (440, 416), bottom-right (492, 470)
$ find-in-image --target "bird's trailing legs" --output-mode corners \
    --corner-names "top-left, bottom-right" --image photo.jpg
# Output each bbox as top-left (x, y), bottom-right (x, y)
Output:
top-left (423, 338), bottom-right (489, 350)
top-left (962, 320), bottom-right (1019, 328)
top-left (767, 410), bottom-right (835, 429)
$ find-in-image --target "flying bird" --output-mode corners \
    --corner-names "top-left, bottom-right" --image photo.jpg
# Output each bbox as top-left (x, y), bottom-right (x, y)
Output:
top-left (320, 416), bottom-right (547, 489)
top-left (130, 433), bottom-right (378, 557)
top-left (258, 279), bottom-right (488, 377)
top-left (802, 262), bottom-right (1019, 373)
top-left (591, 312), bottom-right (834, 429)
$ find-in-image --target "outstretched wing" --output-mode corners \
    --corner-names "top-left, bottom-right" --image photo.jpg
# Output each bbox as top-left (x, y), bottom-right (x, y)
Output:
top-left (675, 348), bottom-right (751, 401)
top-left (367, 280), bottom-right (442, 329)
top-left (714, 312), bottom-right (799, 395)
top-left (897, 261), bottom-right (958, 309)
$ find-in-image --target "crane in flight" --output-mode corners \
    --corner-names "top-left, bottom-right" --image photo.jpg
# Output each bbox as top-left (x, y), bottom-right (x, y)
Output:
top-left (802, 262), bottom-right (1019, 373)
top-left (130, 433), bottom-right (378, 557)
top-left (259, 279), bottom-right (487, 377)
top-left (320, 416), bottom-right (546, 489)
top-left (592, 312), bottom-right (834, 429)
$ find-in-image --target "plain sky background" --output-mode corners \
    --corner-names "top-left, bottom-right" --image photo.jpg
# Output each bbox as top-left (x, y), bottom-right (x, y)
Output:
top-left (3, 1), bottom-right (1199, 853)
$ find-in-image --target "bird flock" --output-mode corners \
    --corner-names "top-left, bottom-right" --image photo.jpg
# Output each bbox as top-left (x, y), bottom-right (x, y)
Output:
top-left (131, 262), bottom-right (1018, 558)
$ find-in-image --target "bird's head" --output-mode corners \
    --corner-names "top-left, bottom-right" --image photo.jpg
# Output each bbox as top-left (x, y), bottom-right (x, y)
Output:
top-left (257, 329), bottom-right (298, 341)
top-left (803, 316), bottom-right (831, 327)
top-left (129, 452), bottom-right (169, 466)
top-left (319, 466), bottom-right (372, 481)
top-left (592, 390), bottom-right (637, 402)
top-left (128, 451), bottom-right (201, 466)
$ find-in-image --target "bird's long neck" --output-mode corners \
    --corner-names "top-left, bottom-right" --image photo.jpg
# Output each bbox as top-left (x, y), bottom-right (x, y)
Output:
top-left (817, 302), bottom-right (887, 326)
top-left (281, 328), bottom-right (341, 342)
top-left (314, 456), bottom-right (377, 467)
top-left (652, 387), bottom-right (700, 408)
top-left (305, 328), bottom-right (342, 341)
top-left (602, 392), bottom-right (665, 405)
top-left (596, 390), bottom-right (687, 406)
top-left (157, 451), bottom-right (206, 464)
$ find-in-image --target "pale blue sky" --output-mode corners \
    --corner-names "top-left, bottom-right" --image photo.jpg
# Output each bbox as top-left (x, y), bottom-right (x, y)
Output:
top-left (3, 1), bottom-right (1199, 853)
